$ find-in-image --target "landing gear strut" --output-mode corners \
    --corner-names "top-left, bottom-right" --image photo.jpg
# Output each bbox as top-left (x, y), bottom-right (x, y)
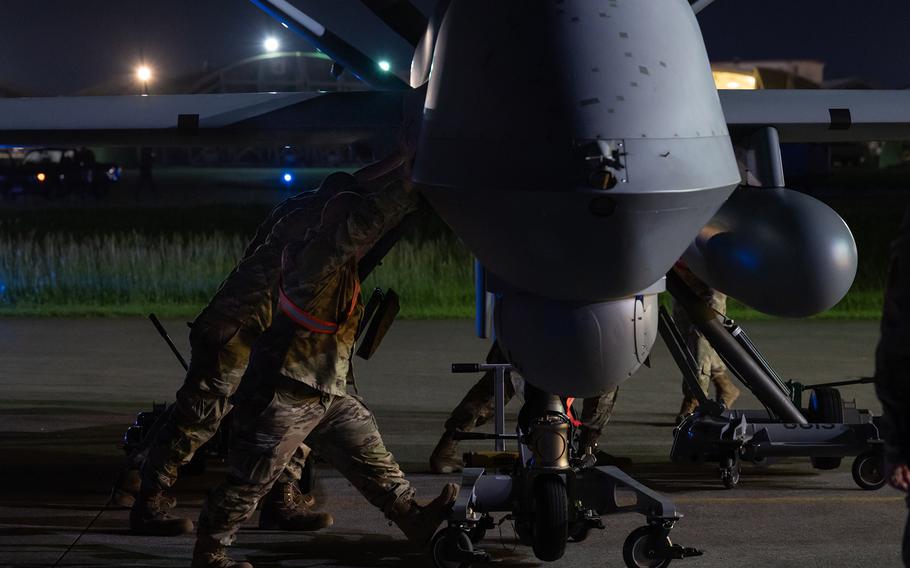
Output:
top-left (431, 363), bottom-right (702, 568)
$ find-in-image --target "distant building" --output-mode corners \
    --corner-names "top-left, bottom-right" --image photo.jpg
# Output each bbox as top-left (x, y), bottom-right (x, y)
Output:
top-left (711, 59), bottom-right (825, 90)
top-left (709, 59), bottom-right (899, 173)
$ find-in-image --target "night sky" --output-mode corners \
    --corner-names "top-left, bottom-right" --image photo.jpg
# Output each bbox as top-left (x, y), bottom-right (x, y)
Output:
top-left (0, 0), bottom-right (907, 96)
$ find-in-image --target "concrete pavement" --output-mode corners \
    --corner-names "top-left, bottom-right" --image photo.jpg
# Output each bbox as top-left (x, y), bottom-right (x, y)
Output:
top-left (0, 318), bottom-right (902, 567)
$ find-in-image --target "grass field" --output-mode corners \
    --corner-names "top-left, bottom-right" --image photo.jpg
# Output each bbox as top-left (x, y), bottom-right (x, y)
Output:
top-left (0, 231), bottom-right (475, 319)
top-left (0, 186), bottom-right (905, 320)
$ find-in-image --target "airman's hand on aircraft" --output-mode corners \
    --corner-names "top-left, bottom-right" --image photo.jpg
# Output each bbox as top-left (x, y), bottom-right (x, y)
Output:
top-left (888, 461), bottom-right (910, 492)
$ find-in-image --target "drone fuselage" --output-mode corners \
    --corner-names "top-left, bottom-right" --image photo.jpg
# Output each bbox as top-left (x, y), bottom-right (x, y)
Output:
top-left (413, 0), bottom-right (740, 395)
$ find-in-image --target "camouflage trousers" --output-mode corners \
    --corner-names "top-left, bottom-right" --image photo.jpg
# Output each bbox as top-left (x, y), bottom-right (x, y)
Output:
top-left (672, 302), bottom-right (730, 397)
top-left (198, 376), bottom-right (413, 546)
top-left (444, 343), bottom-right (620, 450)
top-left (139, 318), bottom-right (309, 491)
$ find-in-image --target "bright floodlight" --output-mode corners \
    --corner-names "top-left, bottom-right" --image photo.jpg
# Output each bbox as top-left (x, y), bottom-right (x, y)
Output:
top-left (378, 60), bottom-right (391, 72)
top-left (263, 36), bottom-right (280, 53)
top-left (136, 65), bottom-right (152, 82)
top-left (283, 172), bottom-right (293, 183)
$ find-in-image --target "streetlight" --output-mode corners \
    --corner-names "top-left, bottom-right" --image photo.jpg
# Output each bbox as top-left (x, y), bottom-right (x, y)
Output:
top-left (136, 65), bottom-right (153, 95)
top-left (263, 36), bottom-right (280, 53)
top-left (378, 60), bottom-right (391, 72)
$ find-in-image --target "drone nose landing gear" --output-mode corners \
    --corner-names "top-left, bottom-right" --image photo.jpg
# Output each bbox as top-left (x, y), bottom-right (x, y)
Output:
top-left (432, 363), bottom-right (702, 568)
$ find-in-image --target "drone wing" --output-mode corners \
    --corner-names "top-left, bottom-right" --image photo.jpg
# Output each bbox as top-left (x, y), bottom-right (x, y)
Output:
top-left (250, 0), bottom-right (412, 90)
top-left (720, 89), bottom-right (910, 142)
top-left (0, 91), bottom-right (405, 147)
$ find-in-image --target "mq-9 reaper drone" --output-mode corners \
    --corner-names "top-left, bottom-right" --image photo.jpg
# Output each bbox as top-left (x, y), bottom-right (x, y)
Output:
top-left (3, 0), bottom-right (910, 566)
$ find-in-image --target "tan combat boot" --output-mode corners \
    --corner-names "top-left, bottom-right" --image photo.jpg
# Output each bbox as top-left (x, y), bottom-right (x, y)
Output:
top-left (111, 469), bottom-right (177, 509)
top-left (111, 468), bottom-right (141, 508)
top-left (129, 488), bottom-right (193, 536)
top-left (191, 537), bottom-right (253, 568)
top-left (429, 431), bottom-right (463, 474)
top-left (388, 483), bottom-right (459, 546)
top-left (676, 396), bottom-right (699, 425)
top-left (258, 481), bottom-right (333, 531)
top-left (713, 373), bottom-right (741, 409)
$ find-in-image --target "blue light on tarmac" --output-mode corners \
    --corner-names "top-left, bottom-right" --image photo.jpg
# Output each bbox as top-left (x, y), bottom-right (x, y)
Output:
top-left (283, 173), bottom-right (293, 183)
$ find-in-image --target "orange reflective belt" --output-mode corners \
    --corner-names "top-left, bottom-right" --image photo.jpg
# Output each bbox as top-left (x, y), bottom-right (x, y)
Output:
top-left (565, 397), bottom-right (582, 428)
top-left (278, 286), bottom-right (340, 334)
top-left (278, 278), bottom-right (361, 335)
top-left (347, 279), bottom-right (361, 316)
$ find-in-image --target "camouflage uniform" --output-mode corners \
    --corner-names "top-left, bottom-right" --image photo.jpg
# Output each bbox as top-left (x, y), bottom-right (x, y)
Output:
top-left (197, 175), bottom-right (420, 548)
top-left (874, 206), bottom-right (910, 564)
top-left (442, 341), bottom-right (620, 451)
top-left (671, 265), bottom-right (739, 415)
top-left (138, 172), bottom-right (358, 493)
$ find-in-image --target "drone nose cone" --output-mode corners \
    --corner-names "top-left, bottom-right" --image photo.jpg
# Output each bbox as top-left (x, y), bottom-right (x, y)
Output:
top-left (425, 184), bottom-right (734, 301)
top-left (683, 187), bottom-right (858, 317)
top-left (414, 0), bottom-right (740, 301)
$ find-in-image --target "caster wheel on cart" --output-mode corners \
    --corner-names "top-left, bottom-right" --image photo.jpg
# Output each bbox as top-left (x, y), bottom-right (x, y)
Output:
top-left (432, 529), bottom-right (474, 568)
top-left (623, 526), bottom-right (673, 568)
top-left (531, 474), bottom-right (569, 561)
top-left (719, 457), bottom-right (740, 489)
top-left (852, 452), bottom-right (886, 490)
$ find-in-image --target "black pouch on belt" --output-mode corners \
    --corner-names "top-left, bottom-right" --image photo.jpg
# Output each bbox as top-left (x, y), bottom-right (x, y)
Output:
top-left (356, 288), bottom-right (400, 360)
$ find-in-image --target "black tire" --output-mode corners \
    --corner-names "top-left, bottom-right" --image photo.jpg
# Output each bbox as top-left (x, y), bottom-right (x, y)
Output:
top-left (531, 474), bottom-right (569, 562)
top-left (431, 529), bottom-right (473, 568)
top-left (852, 452), bottom-right (886, 491)
top-left (623, 526), bottom-right (672, 568)
top-left (808, 388), bottom-right (844, 470)
top-left (807, 387), bottom-right (844, 423)
top-left (720, 461), bottom-right (740, 489)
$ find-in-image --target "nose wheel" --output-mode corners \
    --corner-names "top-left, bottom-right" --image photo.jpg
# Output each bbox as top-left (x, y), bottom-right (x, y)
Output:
top-left (531, 474), bottom-right (569, 561)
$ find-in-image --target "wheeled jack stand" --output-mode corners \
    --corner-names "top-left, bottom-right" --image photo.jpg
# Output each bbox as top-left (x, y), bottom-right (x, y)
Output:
top-left (432, 362), bottom-right (702, 568)
top-left (661, 270), bottom-right (885, 490)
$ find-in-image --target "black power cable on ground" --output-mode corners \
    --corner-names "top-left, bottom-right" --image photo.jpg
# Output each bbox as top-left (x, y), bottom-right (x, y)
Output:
top-left (51, 492), bottom-right (114, 567)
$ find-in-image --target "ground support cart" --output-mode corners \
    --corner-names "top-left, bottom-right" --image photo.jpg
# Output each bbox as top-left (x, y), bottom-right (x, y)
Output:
top-left (661, 271), bottom-right (885, 490)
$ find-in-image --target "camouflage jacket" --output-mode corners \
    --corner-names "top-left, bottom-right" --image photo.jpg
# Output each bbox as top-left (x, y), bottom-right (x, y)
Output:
top-left (267, 177), bottom-right (418, 395)
top-left (197, 172), bottom-right (358, 333)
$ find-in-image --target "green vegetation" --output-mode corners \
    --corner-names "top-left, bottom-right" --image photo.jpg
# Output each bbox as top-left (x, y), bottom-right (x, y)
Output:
top-left (0, 229), bottom-right (473, 318)
top-left (0, 187), bottom-right (905, 320)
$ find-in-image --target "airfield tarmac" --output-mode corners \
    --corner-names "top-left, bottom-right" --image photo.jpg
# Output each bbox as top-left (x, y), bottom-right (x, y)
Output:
top-left (0, 318), bottom-right (904, 567)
